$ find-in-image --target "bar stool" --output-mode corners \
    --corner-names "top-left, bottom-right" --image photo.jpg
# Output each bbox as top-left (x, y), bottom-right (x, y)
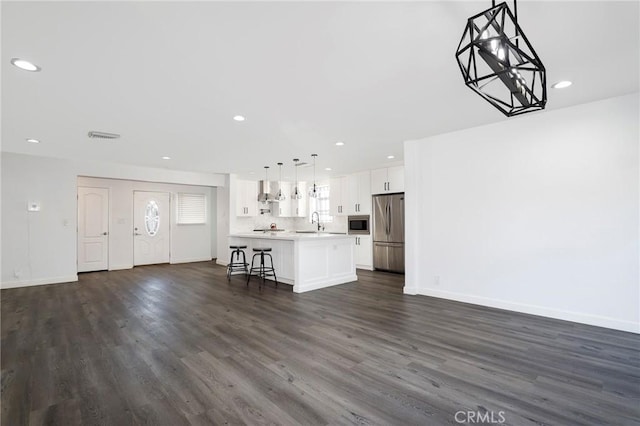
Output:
top-left (247, 248), bottom-right (278, 288)
top-left (227, 245), bottom-right (248, 280)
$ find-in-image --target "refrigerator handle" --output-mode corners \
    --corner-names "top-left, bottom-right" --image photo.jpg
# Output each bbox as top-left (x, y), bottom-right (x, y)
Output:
top-left (386, 203), bottom-right (391, 236)
top-left (389, 201), bottom-right (392, 237)
top-left (385, 203), bottom-right (389, 235)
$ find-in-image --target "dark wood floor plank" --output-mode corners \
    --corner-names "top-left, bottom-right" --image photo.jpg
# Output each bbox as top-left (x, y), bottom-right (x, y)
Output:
top-left (2, 262), bottom-right (639, 425)
top-left (28, 398), bottom-right (82, 426)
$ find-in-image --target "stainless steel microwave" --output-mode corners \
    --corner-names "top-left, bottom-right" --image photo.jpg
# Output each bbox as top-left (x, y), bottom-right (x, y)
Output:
top-left (348, 215), bottom-right (370, 235)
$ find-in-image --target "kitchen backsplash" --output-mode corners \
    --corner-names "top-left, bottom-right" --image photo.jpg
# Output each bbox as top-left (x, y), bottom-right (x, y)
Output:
top-left (235, 214), bottom-right (347, 233)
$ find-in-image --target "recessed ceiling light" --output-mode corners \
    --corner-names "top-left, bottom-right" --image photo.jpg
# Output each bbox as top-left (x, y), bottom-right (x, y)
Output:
top-left (387, 155), bottom-right (395, 159)
top-left (335, 141), bottom-right (344, 146)
top-left (26, 138), bottom-right (40, 144)
top-left (325, 167), bottom-right (332, 171)
top-left (11, 58), bottom-right (41, 72)
top-left (552, 80), bottom-right (572, 89)
top-left (233, 115), bottom-right (246, 122)
top-left (161, 156), bottom-right (171, 160)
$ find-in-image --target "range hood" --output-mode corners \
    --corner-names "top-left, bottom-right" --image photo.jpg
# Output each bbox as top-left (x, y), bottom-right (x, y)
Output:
top-left (257, 180), bottom-right (275, 202)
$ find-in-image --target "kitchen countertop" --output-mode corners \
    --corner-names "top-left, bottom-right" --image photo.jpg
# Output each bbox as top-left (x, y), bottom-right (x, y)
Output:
top-left (229, 232), bottom-right (351, 241)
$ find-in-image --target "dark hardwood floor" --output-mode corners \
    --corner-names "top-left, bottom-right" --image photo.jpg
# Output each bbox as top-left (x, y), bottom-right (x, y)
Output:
top-left (2, 262), bottom-right (639, 425)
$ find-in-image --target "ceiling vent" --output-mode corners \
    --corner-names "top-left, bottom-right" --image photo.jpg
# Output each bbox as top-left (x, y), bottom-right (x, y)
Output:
top-left (88, 131), bottom-right (120, 139)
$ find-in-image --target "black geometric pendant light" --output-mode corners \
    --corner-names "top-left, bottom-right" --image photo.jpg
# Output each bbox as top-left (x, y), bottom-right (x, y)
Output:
top-left (455, 0), bottom-right (546, 117)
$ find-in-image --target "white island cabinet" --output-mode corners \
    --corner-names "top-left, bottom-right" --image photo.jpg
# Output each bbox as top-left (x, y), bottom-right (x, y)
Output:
top-left (228, 233), bottom-right (357, 293)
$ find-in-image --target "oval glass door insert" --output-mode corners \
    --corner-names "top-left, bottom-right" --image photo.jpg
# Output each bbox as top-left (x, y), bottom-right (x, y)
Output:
top-left (145, 200), bottom-right (160, 236)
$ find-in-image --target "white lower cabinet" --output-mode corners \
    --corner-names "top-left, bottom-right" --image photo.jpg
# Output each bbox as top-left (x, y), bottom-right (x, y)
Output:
top-left (268, 240), bottom-right (295, 281)
top-left (354, 235), bottom-right (373, 270)
top-left (240, 239), bottom-right (294, 282)
top-left (229, 235), bottom-right (357, 292)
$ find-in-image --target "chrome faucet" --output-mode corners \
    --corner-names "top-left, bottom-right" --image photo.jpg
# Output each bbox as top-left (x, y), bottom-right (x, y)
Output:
top-left (311, 211), bottom-right (324, 231)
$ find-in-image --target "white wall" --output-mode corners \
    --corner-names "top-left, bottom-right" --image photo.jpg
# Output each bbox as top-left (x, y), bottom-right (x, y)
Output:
top-left (405, 94), bottom-right (639, 333)
top-left (77, 177), bottom-right (214, 269)
top-left (1, 153), bottom-right (225, 288)
top-left (1, 155), bottom-right (78, 287)
top-left (210, 186), bottom-right (217, 259)
top-left (216, 174), bottom-right (231, 266)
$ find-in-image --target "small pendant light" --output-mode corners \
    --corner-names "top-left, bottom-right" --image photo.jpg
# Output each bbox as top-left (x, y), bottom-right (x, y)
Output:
top-left (309, 154), bottom-right (319, 199)
top-left (276, 162), bottom-right (286, 201)
top-left (292, 158), bottom-right (302, 200)
top-left (258, 165), bottom-right (273, 202)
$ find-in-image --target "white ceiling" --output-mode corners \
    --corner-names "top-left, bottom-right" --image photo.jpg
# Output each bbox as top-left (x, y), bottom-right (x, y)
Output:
top-left (2, 1), bottom-right (638, 181)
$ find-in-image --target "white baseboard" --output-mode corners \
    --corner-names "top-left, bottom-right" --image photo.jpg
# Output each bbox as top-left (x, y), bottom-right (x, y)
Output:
top-left (257, 275), bottom-right (294, 286)
top-left (294, 274), bottom-right (358, 293)
top-left (109, 264), bottom-right (133, 271)
top-left (170, 257), bottom-right (213, 265)
top-left (216, 259), bottom-right (229, 267)
top-left (356, 265), bottom-right (374, 271)
top-left (415, 287), bottom-right (640, 334)
top-left (1, 275), bottom-right (79, 290)
top-left (403, 286), bottom-right (418, 295)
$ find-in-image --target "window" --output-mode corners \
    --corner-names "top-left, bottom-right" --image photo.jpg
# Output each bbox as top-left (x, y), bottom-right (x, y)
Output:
top-left (145, 201), bottom-right (160, 236)
top-left (308, 184), bottom-right (332, 223)
top-left (177, 193), bottom-right (206, 224)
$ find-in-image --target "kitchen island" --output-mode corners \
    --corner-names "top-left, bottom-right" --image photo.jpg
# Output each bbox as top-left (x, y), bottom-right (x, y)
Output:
top-left (228, 232), bottom-right (357, 293)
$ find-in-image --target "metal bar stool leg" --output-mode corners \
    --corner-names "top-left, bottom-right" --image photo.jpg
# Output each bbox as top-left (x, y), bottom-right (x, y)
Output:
top-left (266, 253), bottom-right (278, 287)
top-left (259, 251), bottom-right (265, 289)
top-left (227, 248), bottom-right (237, 281)
top-left (241, 250), bottom-right (248, 274)
top-left (247, 253), bottom-right (259, 286)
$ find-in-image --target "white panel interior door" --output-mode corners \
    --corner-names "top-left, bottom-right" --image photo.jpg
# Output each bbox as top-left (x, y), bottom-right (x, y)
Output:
top-left (78, 187), bottom-right (109, 272)
top-left (133, 191), bottom-right (170, 266)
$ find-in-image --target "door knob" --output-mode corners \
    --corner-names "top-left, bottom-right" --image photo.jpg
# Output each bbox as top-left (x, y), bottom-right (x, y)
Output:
top-left (102, 232), bottom-right (108, 235)
top-left (134, 232), bottom-right (142, 236)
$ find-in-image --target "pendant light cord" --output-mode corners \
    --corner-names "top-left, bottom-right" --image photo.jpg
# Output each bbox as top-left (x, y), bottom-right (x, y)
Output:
top-left (311, 154), bottom-right (318, 196)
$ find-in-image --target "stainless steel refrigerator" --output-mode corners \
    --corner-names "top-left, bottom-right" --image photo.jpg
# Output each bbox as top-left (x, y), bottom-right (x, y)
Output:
top-left (372, 193), bottom-right (404, 273)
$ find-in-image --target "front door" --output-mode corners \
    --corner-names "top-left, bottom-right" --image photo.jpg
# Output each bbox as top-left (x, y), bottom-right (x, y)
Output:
top-left (133, 191), bottom-right (170, 266)
top-left (77, 187), bottom-right (109, 272)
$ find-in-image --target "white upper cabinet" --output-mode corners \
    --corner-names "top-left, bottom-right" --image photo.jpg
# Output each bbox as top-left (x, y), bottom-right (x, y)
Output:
top-left (333, 172), bottom-right (371, 216)
top-left (272, 181), bottom-right (292, 217)
top-left (346, 171), bottom-right (371, 214)
top-left (387, 166), bottom-right (404, 193)
top-left (371, 166), bottom-right (404, 194)
top-left (290, 181), bottom-right (307, 218)
top-left (271, 181), bottom-right (308, 217)
top-left (236, 180), bottom-right (258, 217)
top-left (329, 177), bottom-right (348, 217)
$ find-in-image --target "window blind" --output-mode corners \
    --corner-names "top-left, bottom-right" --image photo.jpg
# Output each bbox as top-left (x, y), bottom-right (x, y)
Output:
top-left (177, 193), bottom-right (206, 224)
